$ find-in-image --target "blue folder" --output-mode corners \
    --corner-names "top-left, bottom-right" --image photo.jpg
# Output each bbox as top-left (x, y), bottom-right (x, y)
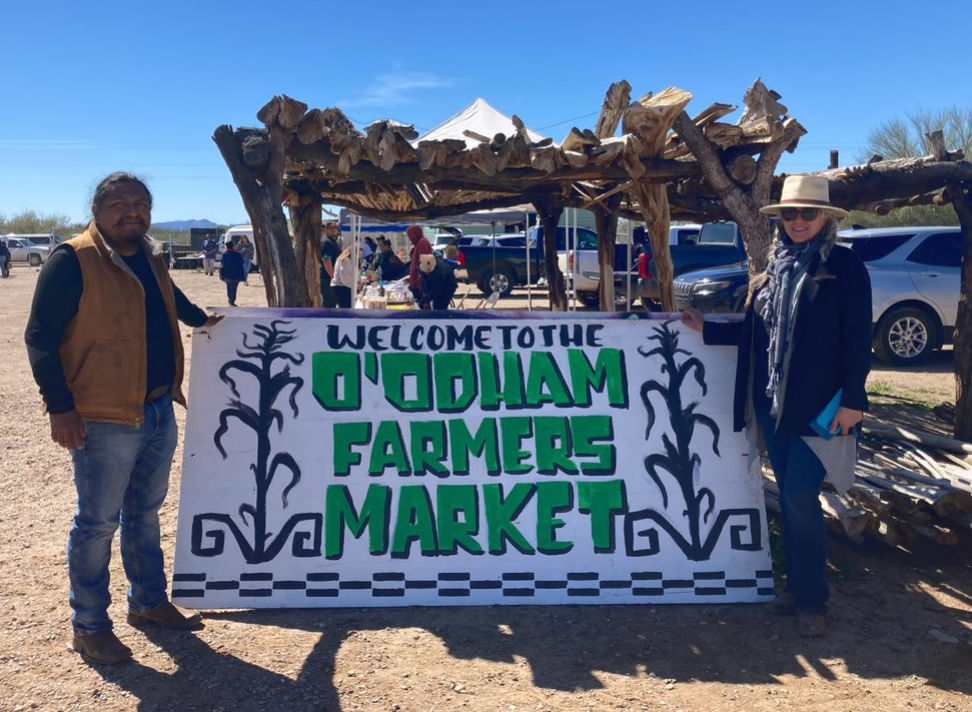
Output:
top-left (810, 389), bottom-right (843, 440)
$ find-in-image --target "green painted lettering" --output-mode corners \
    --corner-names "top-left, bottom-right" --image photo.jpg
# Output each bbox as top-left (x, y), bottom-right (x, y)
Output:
top-left (312, 352), bottom-right (361, 410)
top-left (500, 417), bottom-right (534, 474)
top-left (325, 484), bottom-right (390, 559)
top-left (535, 481), bottom-right (573, 554)
top-left (535, 416), bottom-right (578, 475)
top-left (333, 422), bottom-right (372, 476)
top-left (448, 418), bottom-right (500, 475)
top-left (572, 415), bottom-right (616, 475)
top-left (578, 479), bottom-right (626, 552)
top-left (483, 483), bottom-right (536, 555)
top-left (391, 486), bottom-right (438, 557)
top-left (436, 485), bottom-right (483, 555)
top-left (525, 352), bottom-right (573, 407)
top-left (368, 421), bottom-right (412, 476)
top-left (567, 348), bottom-right (628, 408)
top-left (381, 353), bottom-right (432, 411)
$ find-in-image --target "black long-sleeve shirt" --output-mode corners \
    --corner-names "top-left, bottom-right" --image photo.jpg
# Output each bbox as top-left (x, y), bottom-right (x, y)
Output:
top-left (24, 246), bottom-right (208, 414)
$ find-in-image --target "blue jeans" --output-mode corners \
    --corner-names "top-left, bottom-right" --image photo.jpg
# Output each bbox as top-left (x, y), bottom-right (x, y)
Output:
top-left (242, 258), bottom-right (251, 282)
top-left (68, 395), bottom-right (177, 634)
top-left (756, 407), bottom-right (829, 614)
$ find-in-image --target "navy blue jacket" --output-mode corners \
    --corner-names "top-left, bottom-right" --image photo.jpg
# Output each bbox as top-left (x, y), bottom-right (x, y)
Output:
top-left (703, 244), bottom-right (872, 436)
top-left (418, 261), bottom-right (458, 306)
top-left (220, 249), bottom-right (245, 282)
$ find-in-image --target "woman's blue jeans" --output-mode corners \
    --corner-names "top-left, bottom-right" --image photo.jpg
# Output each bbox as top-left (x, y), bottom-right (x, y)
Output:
top-left (68, 395), bottom-right (177, 634)
top-left (756, 407), bottom-right (829, 615)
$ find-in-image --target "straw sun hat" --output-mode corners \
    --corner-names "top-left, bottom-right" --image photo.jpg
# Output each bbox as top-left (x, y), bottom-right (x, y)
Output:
top-left (760, 175), bottom-right (849, 219)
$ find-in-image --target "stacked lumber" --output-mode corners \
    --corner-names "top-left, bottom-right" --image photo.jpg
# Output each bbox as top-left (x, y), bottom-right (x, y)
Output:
top-left (763, 422), bottom-right (972, 549)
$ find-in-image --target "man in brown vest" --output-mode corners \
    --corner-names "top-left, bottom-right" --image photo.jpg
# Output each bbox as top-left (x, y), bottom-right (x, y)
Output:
top-left (24, 173), bottom-right (222, 665)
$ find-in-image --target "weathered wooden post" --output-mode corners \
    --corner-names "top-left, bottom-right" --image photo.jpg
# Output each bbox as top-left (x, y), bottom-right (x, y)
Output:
top-left (532, 198), bottom-right (568, 311)
top-left (592, 81), bottom-right (631, 311)
top-left (287, 193), bottom-right (323, 308)
top-left (213, 95), bottom-right (310, 307)
top-left (948, 180), bottom-right (972, 440)
top-left (594, 192), bottom-right (623, 310)
top-left (626, 87), bottom-right (694, 312)
top-left (673, 80), bottom-right (807, 275)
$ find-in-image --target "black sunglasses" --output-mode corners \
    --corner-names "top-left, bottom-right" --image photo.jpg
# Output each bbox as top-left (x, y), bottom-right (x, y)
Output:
top-left (779, 207), bottom-right (821, 221)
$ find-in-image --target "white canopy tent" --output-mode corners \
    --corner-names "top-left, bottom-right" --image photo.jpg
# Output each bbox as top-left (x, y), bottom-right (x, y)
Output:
top-left (413, 98), bottom-right (548, 148)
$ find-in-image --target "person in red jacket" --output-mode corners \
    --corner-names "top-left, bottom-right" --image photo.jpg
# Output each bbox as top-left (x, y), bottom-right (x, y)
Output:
top-left (406, 225), bottom-right (433, 302)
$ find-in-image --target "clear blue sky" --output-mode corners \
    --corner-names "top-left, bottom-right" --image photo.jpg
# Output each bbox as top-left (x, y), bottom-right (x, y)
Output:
top-left (1, 0), bottom-right (968, 226)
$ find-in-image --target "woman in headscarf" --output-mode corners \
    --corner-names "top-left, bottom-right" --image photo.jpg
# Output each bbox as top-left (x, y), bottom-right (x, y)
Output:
top-left (682, 175), bottom-right (872, 637)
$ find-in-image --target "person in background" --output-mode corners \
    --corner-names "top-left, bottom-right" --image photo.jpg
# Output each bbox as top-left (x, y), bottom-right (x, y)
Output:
top-left (682, 175), bottom-right (871, 638)
top-left (0, 239), bottom-right (10, 278)
top-left (24, 172), bottom-right (222, 665)
top-left (220, 240), bottom-right (245, 306)
top-left (320, 222), bottom-right (341, 308)
top-left (373, 237), bottom-right (406, 281)
top-left (237, 234), bottom-right (254, 286)
top-left (406, 225), bottom-right (433, 303)
top-left (362, 236), bottom-right (377, 265)
top-left (417, 253), bottom-right (458, 310)
top-left (202, 235), bottom-right (218, 276)
top-left (443, 239), bottom-right (459, 261)
top-left (331, 245), bottom-right (357, 308)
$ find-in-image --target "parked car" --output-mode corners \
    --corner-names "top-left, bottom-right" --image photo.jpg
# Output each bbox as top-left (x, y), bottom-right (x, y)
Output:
top-left (638, 221), bottom-right (749, 308)
top-left (673, 260), bottom-right (750, 313)
top-left (3, 236), bottom-right (51, 266)
top-left (840, 226), bottom-right (961, 366)
top-left (672, 225), bottom-right (962, 367)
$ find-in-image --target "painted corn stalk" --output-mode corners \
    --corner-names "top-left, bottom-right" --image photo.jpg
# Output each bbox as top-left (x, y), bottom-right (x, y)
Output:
top-left (627, 320), bottom-right (760, 561)
top-left (191, 320), bottom-right (322, 562)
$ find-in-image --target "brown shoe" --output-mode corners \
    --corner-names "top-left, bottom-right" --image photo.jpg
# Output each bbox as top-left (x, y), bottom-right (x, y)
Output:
top-left (127, 601), bottom-right (203, 631)
top-left (767, 592), bottom-right (797, 616)
top-left (797, 613), bottom-right (827, 637)
top-left (70, 630), bottom-right (133, 665)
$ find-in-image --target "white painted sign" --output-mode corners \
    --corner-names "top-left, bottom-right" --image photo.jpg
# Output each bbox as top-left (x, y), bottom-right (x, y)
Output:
top-left (172, 310), bottom-right (772, 608)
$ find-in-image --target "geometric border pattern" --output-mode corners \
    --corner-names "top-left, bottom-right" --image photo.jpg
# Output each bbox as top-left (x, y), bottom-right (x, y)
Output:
top-left (173, 569), bottom-right (775, 600)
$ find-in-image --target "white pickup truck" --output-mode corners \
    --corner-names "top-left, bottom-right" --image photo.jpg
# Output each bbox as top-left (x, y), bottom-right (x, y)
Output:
top-left (2, 234), bottom-right (62, 266)
top-left (558, 224), bottom-right (702, 307)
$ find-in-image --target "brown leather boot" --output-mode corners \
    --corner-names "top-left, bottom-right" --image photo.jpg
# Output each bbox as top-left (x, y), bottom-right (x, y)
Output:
top-left (70, 630), bottom-right (133, 665)
top-left (797, 613), bottom-right (827, 637)
top-left (127, 601), bottom-right (203, 631)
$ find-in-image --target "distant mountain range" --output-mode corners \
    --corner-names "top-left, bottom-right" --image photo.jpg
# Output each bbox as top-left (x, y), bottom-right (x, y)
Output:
top-left (152, 219), bottom-right (219, 231)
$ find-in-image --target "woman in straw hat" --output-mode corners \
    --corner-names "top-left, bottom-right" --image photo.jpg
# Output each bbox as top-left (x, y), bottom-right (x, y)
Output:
top-left (682, 175), bottom-right (872, 637)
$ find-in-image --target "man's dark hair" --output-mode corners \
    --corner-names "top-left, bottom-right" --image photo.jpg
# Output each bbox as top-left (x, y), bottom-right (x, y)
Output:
top-left (92, 172), bottom-right (153, 209)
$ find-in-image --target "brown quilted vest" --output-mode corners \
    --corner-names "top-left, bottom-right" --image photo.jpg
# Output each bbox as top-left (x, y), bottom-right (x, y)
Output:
top-left (58, 224), bottom-right (186, 425)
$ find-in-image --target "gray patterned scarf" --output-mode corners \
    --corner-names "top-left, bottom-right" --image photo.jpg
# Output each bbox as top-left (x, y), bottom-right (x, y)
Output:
top-left (755, 233), bottom-right (825, 416)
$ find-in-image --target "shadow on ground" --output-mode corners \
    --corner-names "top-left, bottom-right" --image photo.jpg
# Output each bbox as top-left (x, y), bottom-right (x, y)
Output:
top-left (89, 529), bottom-right (972, 712)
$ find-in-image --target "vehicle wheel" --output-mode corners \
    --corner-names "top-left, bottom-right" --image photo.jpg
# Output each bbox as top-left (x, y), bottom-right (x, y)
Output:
top-left (640, 298), bottom-right (662, 312)
top-left (28, 253), bottom-right (42, 267)
top-left (874, 307), bottom-right (937, 366)
top-left (480, 268), bottom-right (514, 298)
top-left (732, 294), bottom-right (748, 313)
top-left (578, 292), bottom-right (600, 308)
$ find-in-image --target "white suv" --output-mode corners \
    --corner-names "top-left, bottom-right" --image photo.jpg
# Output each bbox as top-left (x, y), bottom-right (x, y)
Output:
top-left (839, 226), bottom-right (961, 366)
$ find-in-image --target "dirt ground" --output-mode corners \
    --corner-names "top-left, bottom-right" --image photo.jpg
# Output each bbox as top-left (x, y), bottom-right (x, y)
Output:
top-left (1, 264), bottom-right (970, 712)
